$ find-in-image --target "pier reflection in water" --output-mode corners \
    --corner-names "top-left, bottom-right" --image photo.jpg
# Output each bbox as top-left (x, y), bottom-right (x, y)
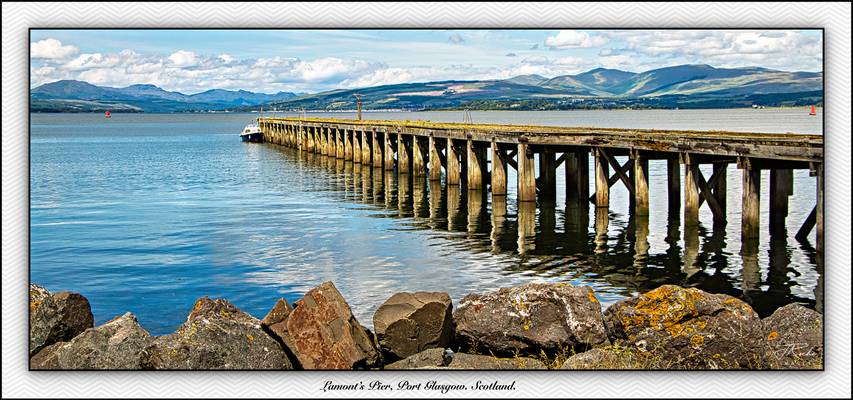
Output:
top-left (285, 144), bottom-right (819, 318)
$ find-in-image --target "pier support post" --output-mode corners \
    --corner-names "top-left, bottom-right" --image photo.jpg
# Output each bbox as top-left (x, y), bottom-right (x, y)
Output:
top-left (352, 129), bottom-right (362, 163)
top-left (667, 155), bottom-right (680, 215)
top-left (428, 136), bottom-right (442, 181)
top-left (713, 163), bottom-right (727, 226)
top-left (384, 132), bottom-right (395, 170)
top-left (632, 150), bottom-right (650, 216)
top-left (684, 154), bottom-right (700, 227)
top-left (594, 148), bottom-right (610, 208)
top-left (539, 148), bottom-right (556, 202)
top-left (447, 138), bottom-right (461, 185)
top-left (361, 130), bottom-right (371, 164)
top-left (398, 132), bottom-right (410, 174)
top-left (413, 136), bottom-right (426, 177)
top-left (491, 141), bottom-right (507, 196)
top-left (372, 131), bottom-right (382, 167)
top-left (517, 142), bottom-right (536, 202)
top-left (345, 129), bottom-right (354, 161)
top-left (466, 139), bottom-right (485, 190)
top-left (336, 128), bottom-right (345, 159)
top-left (769, 169), bottom-right (793, 233)
top-left (741, 157), bottom-right (761, 240)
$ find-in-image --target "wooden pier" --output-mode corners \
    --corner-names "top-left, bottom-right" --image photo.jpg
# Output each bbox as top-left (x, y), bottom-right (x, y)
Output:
top-left (258, 117), bottom-right (824, 252)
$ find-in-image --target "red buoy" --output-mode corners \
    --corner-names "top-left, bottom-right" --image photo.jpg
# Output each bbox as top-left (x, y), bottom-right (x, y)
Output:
top-left (809, 105), bottom-right (816, 116)
top-left (105, 110), bottom-right (111, 118)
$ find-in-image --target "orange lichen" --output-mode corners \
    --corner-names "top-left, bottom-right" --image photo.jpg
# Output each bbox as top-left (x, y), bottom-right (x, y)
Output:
top-left (621, 286), bottom-right (704, 338)
top-left (587, 291), bottom-right (599, 304)
top-left (690, 334), bottom-right (705, 348)
top-left (768, 331), bottom-right (779, 341)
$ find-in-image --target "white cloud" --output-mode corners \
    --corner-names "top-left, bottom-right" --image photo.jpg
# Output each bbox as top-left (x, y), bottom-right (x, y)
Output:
top-left (31, 38), bottom-right (78, 59)
top-left (168, 50), bottom-right (199, 67)
top-left (545, 30), bottom-right (609, 49)
top-left (448, 34), bottom-right (465, 44)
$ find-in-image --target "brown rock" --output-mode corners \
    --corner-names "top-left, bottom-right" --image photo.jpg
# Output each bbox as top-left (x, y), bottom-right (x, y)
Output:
top-left (140, 297), bottom-right (292, 370)
top-left (453, 283), bottom-right (609, 356)
top-left (30, 312), bottom-right (152, 369)
top-left (278, 281), bottom-right (379, 369)
top-left (603, 285), bottom-right (769, 369)
top-left (763, 303), bottom-right (823, 369)
top-left (373, 291), bottom-right (453, 361)
top-left (30, 291), bottom-right (94, 357)
top-left (384, 348), bottom-right (449, 369)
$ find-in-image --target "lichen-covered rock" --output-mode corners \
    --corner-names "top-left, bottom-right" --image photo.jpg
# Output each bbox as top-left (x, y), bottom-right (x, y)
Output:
top-left (763, 304), bottom-right (823, 369)
top-left (447, 353), bottom-right (546, 370)
top-left (278, 282), bottom-right (380, 369)
top-left (373, 291), bottom-right (453, 361)
top-left (603, 285), bottom-right (768, 369)
top-left (140, 297), bottom-right (292, 370)
top-left (453, 283), bottom-right (608, 356)
top-left (384, 348), bottom-right (449, 369)
top-left (30, 312), bottom-right (152, 369)
top-left (30, 291), bottom-right (94, 357)
top-left (29, 284), bottom-right (51, 312)
top-left (560, 347), bottom-right (657, 370)
top-left (261, 298), bottom-right (293, 328)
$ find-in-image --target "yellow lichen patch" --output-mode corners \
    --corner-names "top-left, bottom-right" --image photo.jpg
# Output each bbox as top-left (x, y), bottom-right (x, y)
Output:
top-left (219, 309), bottom-right (231, 318)
top-left (621, 286), bottom-right (703, 337)
top-left (690, 334), bottom-right (705, 348)
top-left (29, 300), bottom-right (43, 312)
top-left (247, 334), bottom-right (255, 342)
top-left (767, 331), bottom-right (779, 341)
top-left (587, 290), bottom-right (599, 304)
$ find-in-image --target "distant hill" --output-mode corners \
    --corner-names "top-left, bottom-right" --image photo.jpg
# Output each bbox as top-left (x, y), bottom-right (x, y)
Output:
top-left (255, 64), bottom-right (821, 111)
top-left (31, 64), bottom-right (823, 112)
top-left (30, 80), bottom-right (297, 112)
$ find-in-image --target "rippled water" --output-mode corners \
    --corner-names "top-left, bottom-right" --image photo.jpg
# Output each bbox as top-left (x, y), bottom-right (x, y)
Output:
top-left (30, 110), bottom-right (823, 335)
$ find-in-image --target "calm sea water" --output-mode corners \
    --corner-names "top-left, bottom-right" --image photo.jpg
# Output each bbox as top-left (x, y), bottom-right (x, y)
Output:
top-left (30, 109), bottom-right (823, 335)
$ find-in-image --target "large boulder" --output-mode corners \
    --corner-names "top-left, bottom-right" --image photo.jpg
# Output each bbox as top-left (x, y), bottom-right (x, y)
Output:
top-left (30, 312), bottom-right (152, 369)
top-left (384, 348), bottom-right (449, 369)
top-left (453, 283), bottom-right (608, 356)
top-left (274, 282), bottom-right (380, 369)
top-left (763, 303), bottom-right (823, 369)
top-left (30, 291), bottom-right (94, 357)
top-left (384, 348), bottom-right (546, 370)
top-left (373, 291), bottom-right (453, 361)
top-left (603, 285), bottom-right (768, 369)
top-left (140, 297), bottom-right (292, 369)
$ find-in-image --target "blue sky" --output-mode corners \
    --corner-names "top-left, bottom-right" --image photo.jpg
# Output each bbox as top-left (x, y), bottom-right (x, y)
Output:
top-left (30, 29), bottom-right (823, 94)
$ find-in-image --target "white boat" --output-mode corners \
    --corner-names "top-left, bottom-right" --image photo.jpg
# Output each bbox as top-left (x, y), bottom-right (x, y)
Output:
top-left (240, 122), bottom-right (263, 142)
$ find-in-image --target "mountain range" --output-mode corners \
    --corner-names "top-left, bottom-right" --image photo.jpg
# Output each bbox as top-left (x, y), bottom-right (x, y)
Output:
top-left (30, 80), bottom-right (298, 113)
top-left (30, 64), bottom-right (822, 112)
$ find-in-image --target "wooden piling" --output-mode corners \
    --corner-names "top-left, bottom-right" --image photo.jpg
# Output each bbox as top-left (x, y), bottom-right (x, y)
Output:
top-left (816, 163), bottom-right (824, 255)
top-left (491, 141), bottom-right (507, 196)
top-left (467, 139), bottom-right (484, 190)
top-left (413, 136), bottom-right (426, 177)
top-left (447, 138), bottom-right (461, 185)
top-left (633, 150), bottom-right (650, 216)
top-left (361, 130), bottom-right (371, 164)
top-left (517, 142), bottom-right (536, 202)
top-left (741, 158), bottom-right (761, 240)
top-left (667, 156), bottom-right (680, 216)
top-left (428, 136), bottom-right (442, 181)
top-left (594, 148), bottom-right (610, 208)
top-left (384, 132), bottom-right (395, 170)
top-left (398, 132), bottom-right (410, 174)
top-left (372, 131), bottom-right (382, 168)
top-left (769, 169), bottom-right (793, 233)
top-left (684, 154), bottom-right (700, 227)
top-left (539, 148), bottom-right (556, 202)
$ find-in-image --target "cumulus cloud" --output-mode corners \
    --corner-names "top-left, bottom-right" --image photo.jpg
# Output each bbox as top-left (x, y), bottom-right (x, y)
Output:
top-left (168, 50), bottom-right (199, 67)
top-left (31, 38), bottom-right (78, 59)
top-left (545, 30), bottom-right (609, 49)
top-left (599, 30), bottom-right (822, 71)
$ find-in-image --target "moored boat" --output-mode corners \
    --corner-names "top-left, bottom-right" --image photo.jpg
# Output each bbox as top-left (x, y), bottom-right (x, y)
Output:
top-left (240, 122), bottom-right (263, 142)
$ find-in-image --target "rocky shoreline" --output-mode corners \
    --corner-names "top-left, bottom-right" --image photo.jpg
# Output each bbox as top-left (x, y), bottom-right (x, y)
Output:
top-left (29, 281), bottom-right (823, 370)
